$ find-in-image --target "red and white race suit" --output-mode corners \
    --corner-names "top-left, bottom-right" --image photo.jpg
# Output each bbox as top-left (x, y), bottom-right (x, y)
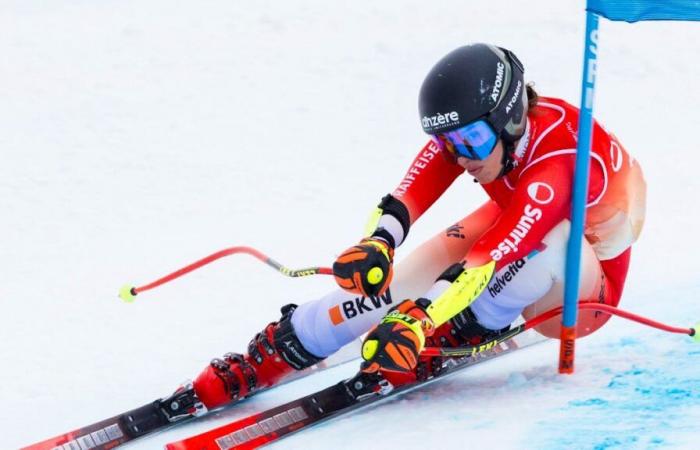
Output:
top-left (291, 97), bottom-right (646, 357)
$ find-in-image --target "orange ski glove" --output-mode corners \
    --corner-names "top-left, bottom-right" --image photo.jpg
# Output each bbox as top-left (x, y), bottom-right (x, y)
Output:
top-left (361, 300), bottom-right (434, 373)
top-left (333, 237), bottom-right (394, 297)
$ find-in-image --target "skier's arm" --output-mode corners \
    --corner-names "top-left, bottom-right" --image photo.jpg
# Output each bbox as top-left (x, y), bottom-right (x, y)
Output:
top-left (466, 159), bottom-right (574, 269)
top-left (333, 140), bottom-right (463, 297)
top-left (420, 157), bottom-right (575, 327)
top-left (364, 140), bottom-right (465, 248)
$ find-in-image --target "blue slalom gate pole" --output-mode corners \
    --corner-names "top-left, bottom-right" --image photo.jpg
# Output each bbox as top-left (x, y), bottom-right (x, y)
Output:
top-left (559, 11), bottom-right (600, 374)
top-left (560, 0), bottom-right (700, 373)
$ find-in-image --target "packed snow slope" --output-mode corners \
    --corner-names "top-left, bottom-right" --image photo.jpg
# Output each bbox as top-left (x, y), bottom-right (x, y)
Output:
top-left (2, 1), bottom-right (699, 449)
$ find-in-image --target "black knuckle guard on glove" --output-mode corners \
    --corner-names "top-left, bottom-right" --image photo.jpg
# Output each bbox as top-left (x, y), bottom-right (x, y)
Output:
top-left (333, 238), bottom-right (394, 297)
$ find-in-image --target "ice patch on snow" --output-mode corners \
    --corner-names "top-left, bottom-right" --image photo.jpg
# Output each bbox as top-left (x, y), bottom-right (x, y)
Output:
top-left (530, 361), bottom-right (699, 449)
top-left (569, 397), bottom-right (608, 407)
top-left (506, 371), bottom-right (528, 387)
top-left (616, 337), bottom-right (642, 347)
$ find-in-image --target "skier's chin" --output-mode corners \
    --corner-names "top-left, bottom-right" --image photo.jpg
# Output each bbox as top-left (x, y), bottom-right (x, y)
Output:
top-left (474, 169), bottom-right (498, 184)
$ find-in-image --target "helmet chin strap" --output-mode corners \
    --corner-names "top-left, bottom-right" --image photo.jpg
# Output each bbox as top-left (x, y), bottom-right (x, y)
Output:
top-left (471, 140), bottom-right (515, 184)
top-left (470, 139), bottom-right (516, 184)
top-left (496, 139), bottom-right (516, 179)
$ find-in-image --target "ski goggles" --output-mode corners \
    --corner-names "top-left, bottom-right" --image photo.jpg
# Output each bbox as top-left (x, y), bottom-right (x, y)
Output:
top-left (432, 119), bottom-right (498, 161)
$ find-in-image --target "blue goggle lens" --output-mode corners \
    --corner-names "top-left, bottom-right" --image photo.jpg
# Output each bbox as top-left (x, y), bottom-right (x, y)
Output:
top-left (433, 120), bottom-right (498, 160)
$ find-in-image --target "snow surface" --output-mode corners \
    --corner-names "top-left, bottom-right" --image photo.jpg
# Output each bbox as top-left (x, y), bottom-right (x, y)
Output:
top-left (2, 0), bottom-right (699, 449)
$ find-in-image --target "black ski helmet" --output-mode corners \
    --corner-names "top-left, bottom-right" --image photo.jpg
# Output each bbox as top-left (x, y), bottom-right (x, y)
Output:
top-left (418, 43), bottom-right (528, 145)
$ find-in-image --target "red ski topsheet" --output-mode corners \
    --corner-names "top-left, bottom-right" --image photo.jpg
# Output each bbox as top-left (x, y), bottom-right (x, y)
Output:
top-left (165, 410), bottom-right (279, 450)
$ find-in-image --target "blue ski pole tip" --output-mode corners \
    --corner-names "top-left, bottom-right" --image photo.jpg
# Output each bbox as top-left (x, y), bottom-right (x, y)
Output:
top-left (119, 285), bottom-right (137, 303)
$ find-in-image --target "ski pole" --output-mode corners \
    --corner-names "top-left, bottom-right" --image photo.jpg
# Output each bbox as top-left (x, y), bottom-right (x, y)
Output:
top-left (119, 246), bottom-right (333, 303)
top-left (421, 303), bottom-right (699, 358)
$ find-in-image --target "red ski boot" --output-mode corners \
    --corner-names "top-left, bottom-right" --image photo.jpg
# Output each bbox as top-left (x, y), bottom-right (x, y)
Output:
top-left (193, 304), bottom-right (323, 409)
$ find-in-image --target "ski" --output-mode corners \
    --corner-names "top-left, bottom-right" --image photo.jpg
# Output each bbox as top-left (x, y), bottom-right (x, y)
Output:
top-left (20, 380), bottom-right (208, 450)
top-left (165, 328), bottom-right (549, 450)
top-left (20, 340), bottom-right (361, 450)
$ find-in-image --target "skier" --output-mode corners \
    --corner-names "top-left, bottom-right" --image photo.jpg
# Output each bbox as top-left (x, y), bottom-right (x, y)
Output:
top-left (193, 43), bottom-right (646, 408)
